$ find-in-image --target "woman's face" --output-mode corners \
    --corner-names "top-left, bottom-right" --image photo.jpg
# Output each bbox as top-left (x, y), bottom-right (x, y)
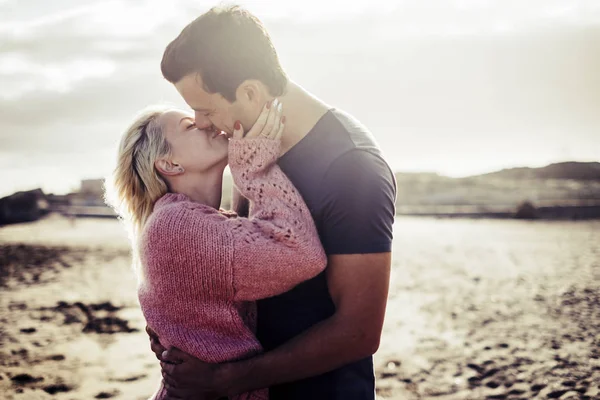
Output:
top-left (159, 110), bottom-right (229, 174)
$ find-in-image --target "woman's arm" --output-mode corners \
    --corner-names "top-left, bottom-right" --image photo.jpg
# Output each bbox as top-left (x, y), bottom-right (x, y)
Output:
top-left (226, 137), bottom-right (326, 301)
top-left (146, 105), bottom-right (325, 303)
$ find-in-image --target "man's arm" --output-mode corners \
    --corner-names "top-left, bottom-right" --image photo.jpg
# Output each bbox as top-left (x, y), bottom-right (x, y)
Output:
top-left (160, 252), bottom-right (391, 397)
top-left (216, 252), bottom-right (390, 394)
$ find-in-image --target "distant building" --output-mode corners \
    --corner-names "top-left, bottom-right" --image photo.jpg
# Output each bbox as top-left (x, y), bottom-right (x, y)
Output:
top-left (71, 179), bottom-right (106, 207)
top-left (68, 179), bottom-right (115, 217)
top-left (80, 179), bottom-right (105, 197)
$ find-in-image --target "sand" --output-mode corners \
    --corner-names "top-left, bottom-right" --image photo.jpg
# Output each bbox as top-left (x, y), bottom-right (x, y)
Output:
top-left (1, 215), bottom-right (599, 399)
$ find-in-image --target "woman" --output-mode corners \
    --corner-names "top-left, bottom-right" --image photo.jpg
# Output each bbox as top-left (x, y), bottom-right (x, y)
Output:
top-left (106, 99), bottom-right (327, 400)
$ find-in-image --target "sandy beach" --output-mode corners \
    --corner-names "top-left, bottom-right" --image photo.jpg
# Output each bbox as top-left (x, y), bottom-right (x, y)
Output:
top-left (1, 215), bottom-right (599, 399)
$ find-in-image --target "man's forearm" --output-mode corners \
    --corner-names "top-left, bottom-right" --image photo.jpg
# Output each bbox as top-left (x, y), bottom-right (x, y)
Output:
top-left (216, 313), bottom-right (378, 396)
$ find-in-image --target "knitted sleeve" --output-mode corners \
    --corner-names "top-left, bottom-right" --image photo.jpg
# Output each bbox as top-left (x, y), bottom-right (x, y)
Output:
top-left (227, 138), bottom-right (327, 301)
top-left (142, 139), bottom-right (326, 303)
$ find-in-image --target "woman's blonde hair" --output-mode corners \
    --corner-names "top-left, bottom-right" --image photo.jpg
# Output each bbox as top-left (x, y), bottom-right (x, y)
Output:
top-left (105, 106), bottom-right (174, 243)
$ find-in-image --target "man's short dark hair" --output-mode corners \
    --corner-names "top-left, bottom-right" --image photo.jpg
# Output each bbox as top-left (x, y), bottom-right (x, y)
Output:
top-left (161, 5), bottom-right (288, 102)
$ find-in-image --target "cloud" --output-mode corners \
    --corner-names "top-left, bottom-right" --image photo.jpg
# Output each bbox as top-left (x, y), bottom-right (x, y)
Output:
top-left (0, 54), bottom-right (117, 99)
top-left (0, 67), bottom-right (183, 154)
top-left (0, 0), bottom-right (599, 196)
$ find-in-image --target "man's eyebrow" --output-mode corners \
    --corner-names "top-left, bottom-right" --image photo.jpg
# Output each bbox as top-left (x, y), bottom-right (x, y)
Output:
top-left (192, 107), bottom-right (212, 113)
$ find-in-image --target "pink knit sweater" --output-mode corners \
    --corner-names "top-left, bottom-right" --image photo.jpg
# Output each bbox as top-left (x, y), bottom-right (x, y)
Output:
top-left (138, 138), bottom-right (327, 400)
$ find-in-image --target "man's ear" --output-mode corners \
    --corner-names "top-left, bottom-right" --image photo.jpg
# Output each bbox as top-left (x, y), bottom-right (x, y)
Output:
top-left (155, 159), bottom-right (184, 176)
top-left (236, 79), bottom-right (267, 106)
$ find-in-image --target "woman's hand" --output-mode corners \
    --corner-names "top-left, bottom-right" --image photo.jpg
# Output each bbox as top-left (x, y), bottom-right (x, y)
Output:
top-left (232, 99), bottom-right (285, 140)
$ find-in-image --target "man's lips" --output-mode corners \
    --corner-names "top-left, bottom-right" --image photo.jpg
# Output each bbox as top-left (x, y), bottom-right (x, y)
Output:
top-left (207, 126), bottom-right (233, 139)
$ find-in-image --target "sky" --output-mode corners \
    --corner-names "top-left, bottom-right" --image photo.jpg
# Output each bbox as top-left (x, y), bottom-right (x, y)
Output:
top-left (0, 0), bottom-right (599, 196)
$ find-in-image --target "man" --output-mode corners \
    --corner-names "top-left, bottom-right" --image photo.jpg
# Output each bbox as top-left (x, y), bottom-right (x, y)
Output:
top-left (150, 5), bottom-right (396, 399)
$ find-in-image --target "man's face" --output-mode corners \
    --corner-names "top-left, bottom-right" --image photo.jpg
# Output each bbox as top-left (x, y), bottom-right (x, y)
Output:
top-left (175, 74), bottom-right (251, 135)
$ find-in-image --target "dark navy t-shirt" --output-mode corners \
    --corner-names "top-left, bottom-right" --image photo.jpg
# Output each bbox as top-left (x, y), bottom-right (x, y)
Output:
top-left (256, 109), bottom-right (396, 400)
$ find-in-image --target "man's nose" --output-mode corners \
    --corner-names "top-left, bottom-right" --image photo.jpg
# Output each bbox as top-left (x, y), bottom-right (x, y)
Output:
top-left (194, 113), bottom-right (213, 130)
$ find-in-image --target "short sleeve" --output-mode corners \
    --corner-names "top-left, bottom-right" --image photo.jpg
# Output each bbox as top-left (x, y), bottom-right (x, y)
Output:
top-left (319, 150), bottom-right (396, 255)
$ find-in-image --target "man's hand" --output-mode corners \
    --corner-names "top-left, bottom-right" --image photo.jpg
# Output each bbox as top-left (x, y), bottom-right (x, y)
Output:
top-left (160, 347), bottom-right (221, 400)
top-left (146, 325), bottom-right (167, 361)
top-left (146, 326), bottom-right (218, 399)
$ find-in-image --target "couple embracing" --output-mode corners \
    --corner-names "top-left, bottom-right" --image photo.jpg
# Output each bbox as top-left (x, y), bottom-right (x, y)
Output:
top-left (108, 5), bottom-right (396, 400)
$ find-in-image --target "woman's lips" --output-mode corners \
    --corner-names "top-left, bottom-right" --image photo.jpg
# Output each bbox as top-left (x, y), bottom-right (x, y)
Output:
top-left (211, 130), bottom-right (229, 139)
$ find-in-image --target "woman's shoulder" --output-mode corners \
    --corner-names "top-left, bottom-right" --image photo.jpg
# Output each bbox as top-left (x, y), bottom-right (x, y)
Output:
top-left (154, 192), bottom-right (193, 210)
top-left (144, 193), bottom-right (229, 239)
top-left (153, 193), bottom-right (219, 215)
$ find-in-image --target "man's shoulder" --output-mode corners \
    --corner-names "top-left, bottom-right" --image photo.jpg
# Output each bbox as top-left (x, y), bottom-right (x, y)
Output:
top-left (318, 148), bottom-right (396, 221)
top-left (287, 109), bottom-right (386, 170)
top-left (323, 109), bottom-right (392, 176)
top-left (326, 109), bottom-right (381, 155)
top-left (279, 108), bottom-right (393, 205)
top-left (326, 148), bottom-right (393, 183)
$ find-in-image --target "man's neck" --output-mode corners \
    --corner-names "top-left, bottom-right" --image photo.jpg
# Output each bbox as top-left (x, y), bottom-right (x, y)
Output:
top-left (277, 81), bottom-right (330, 155)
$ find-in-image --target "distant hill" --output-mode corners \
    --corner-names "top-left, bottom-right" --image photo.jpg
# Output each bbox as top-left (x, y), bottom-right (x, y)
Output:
top-left (475, 162), bottom-right (600, 181)
top-left (394, 162), bottom-right (600, 210)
